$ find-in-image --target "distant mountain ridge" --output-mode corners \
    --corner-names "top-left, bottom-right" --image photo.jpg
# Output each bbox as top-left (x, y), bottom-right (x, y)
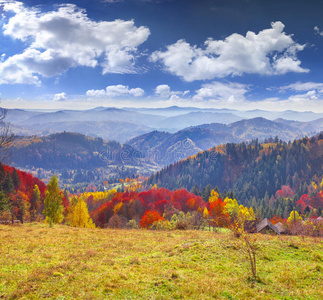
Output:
top-left (127, 117), bottom-right (319, 165)
top-left (4, 106), bottom-right (323, 143)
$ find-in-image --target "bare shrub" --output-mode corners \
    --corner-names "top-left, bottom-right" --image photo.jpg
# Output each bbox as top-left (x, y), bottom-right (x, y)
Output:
top-left (107, 215), bottom-right (127, 229)
top-left (175, 220), bottom-right (188, 230)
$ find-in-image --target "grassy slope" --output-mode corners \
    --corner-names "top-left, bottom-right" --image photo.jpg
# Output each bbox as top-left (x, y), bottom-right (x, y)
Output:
top-left (0, 224), bottom-right (322, 300)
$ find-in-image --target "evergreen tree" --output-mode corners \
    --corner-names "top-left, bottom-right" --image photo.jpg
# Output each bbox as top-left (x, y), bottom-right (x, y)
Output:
top-left (0, 163), bottom-right (5, 181)
top-left (304, 205), bottom-right (311, 217)
top-left (12, 169), bottom-right (20, 189)
top-left (202, 184), bottom-right (212, 202)
top-left (2, 171), bottom-right (14, 194)
top-left (31, 184), bottom-right (41, 221)
top-left (0, 191), bottom-right (9, 214)
top-left (190, 184), bottom-right (201, 196)
top-left (43, 176), bottom-right (64, 227)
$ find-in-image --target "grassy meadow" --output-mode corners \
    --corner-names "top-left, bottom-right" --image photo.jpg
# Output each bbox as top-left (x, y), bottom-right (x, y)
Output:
top-left (0, 223), bottom-right (322, 300)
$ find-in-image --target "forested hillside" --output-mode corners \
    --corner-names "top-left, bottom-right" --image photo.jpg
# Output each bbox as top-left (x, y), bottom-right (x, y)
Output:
top-left (147, 134), bottom-right (323, 218)
top-left (0, 163), bottom-right (48, 222)
top-left (9, 132), bottom-right (158, 189)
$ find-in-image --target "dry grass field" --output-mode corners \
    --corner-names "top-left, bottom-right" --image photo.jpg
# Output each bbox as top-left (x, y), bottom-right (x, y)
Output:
top-left (0, 223), bottom-right (322, 299)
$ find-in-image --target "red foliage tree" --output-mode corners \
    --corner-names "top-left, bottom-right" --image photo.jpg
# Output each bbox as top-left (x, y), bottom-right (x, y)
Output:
top-left (269, 214), bottom-right (285, 225)
top-left (208, 198), bottom-right (230, 227)
top-left (310, 191), bottom-right (323, 209)
top-left (139, 210), bottom-right (165, 229)
top-left (275, 185), bottom-right (294, 199)
top-left (90, 188), bottom-right (207, 228)
top-left (296, 194), bottom-right (311, 211)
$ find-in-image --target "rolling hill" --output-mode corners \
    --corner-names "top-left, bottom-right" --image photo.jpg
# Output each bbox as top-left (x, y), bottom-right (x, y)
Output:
top-left (8, 132), bottom-right (159, 188)
top-left (127, 117), bottom-right (318, 165)
top-left (146, 134), bottom-right (323, 217)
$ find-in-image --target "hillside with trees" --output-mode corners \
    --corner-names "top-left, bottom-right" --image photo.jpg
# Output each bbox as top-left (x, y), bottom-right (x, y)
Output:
top-left (8, 132), bottom-right (158, 189)
top-left (147, 134), bottom-right (323, 219)
top-left (0, 163), bottom-right (48, 223)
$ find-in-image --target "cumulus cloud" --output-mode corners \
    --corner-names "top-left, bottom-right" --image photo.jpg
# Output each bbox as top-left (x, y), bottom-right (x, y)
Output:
top-left (53, 92), bottom-right (67, 101)
top-left (154, 84), bottom-right (189, 98)
top-left (194, 81), bottom-right (248, 103)
top-left (155, 84), bottom-right (171, 97)
top-left (0, 1), bottom-right (150, 84)
top-left (151, 22), bottom-right (308, 81)
top-left (86, 85), bottom-right (144, 98)
top-left (314, 26), bottom-right (323, 36)
top-left (86, 89), bottom-right (106, 97)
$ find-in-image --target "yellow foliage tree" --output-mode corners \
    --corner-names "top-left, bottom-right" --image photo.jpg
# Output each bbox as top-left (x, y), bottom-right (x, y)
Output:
top-left (287, 211), bottom-right (302, 223)
top-left (224, 197), bottom-right (239, 219)
top-left (68, 197), bottom-right (95, 228)
top-left (203, 207), bottom-right (209, 218)
top-left (238, 205), bottom-right (255, 223)
top-left (208, 190), bottom-right (219, 203)
top-left (113, 202), bottom-right (123, 214)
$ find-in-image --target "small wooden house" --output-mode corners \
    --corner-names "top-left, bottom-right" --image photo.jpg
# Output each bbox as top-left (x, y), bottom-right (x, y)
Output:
top-left (256, 218), bottom-right (280, 235)
top-left (274, 222), bottom-right (286, 234)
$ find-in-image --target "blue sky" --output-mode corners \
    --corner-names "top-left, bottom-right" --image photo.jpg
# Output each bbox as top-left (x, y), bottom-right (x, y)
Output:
top-left (1, 0), bottom-right (323, 112)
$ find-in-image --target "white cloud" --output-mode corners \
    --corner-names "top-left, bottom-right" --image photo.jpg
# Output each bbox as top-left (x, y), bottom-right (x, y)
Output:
top-left (129, 87), bottom-right (145, 97)
top-left (53, 92), bottom-right (67, 101)
top-left (314, 26), bottom-right (323, 36)
top-left (154, 84), bottom-right (190, 98)
top-left (276, 81), bottom-right (323, 105)
top-left (87, 85), bottom-right (144, 98)
top-left (151, 22), bottom-right (308, 81)
top-left (155, 84), bottom-right (171, 97)
top-left (0, 1), bottom-right (150, 84)
top-left (194, 81), bottom-right (248, 102)
top-left (86, 89), bottom-right (106, 97)
top-left (280, 81), bottom-right (323, 93)
top-left (288, 90), bottom-right (318, 102)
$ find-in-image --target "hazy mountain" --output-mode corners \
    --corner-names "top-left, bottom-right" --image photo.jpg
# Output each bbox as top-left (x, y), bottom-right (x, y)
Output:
top-left (128, 106), bottom-right (323, 122)
top-left (25, 121), bottom-right (152, 143)
top-left (309, 117), bottom-right (323, 132)
top-left (5, 109), bottom-right (41, 124)
top-left (125, 106), bottom-right (202, 117)
top-left (128, 117), bottom-right (318, 165)
top-left (156, 111), bottom-right (242, 130)
top-left (274, 118), bottom-right (316, 134)
top-left (19, 108), bottom-right (166, 128)
top-left (234, 109), bottom-right (323, 122)
top-left (4, 107), bottom-right (323, 145)
top-left (127, 127), bottom-right (238, 165)
top-left (226, 117), bottom-right (306, 141)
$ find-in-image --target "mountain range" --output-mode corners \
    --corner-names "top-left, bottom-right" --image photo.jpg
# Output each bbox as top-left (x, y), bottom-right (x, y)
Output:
top-left (127, 117), bottom-right (320, 165)
top-left (5, 106), bottom-right (323, 143)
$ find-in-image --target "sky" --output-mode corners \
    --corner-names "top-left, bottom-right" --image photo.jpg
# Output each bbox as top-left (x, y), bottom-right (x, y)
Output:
top-left (1, 0), bottom-right (323, 112)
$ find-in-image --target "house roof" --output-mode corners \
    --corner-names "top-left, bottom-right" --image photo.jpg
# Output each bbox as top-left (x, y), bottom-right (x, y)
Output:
top-left (256, 218), bottom-right (280, 234)
top-left (275, 222), bottom-right (286, 234)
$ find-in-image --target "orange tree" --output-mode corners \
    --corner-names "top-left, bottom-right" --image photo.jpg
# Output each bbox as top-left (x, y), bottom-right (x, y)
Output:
top-left (139, 210), bottom-right (165, 229)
